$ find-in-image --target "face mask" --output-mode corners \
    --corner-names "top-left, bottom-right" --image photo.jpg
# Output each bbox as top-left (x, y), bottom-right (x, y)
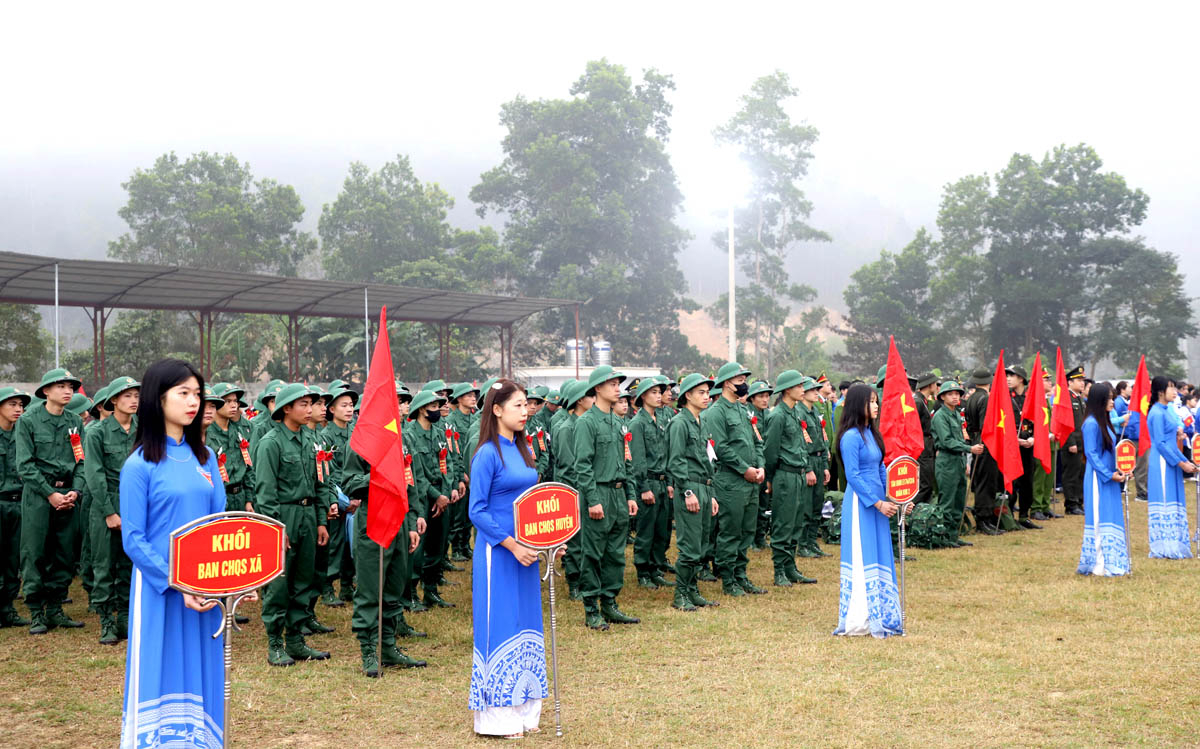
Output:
top-left (733, 382), bottom-right (749, 398)
top-left (427, 409), bottom-right (442, 423)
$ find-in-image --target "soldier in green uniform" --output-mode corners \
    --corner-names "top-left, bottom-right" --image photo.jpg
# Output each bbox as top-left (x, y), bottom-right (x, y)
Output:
top-left (550, 379), bottom-right (578, 435)
top-left (762, 370), bottom-right (819, 586)
top-left (16, 368), bottom-right (87, 634)
top-left (405, 389), bottom-right (456, 610)
top-left (816, 374), bottom-right (838, 490)
top-left (255, 383), bottom-right (335, 666)
top-left (1006, 365), bottom-right (1043, 529)
top-left (1030, 367), bottom-right (1059, 520)
top-left (913, 373), bottom-right (939, 505)
top-left (707, 362), bottom-right (767, 596)
top-left (249, 380), bottom-right (285, 455)
top-left (320, 386), bottom-right (358, 606)
top-left (931, 381), bottom-right (975, 547)
top-left (665, 373), bottom-right (720, 611)
top-left (1061, 367), bottom-right (1087, 515)
top-left (796, 377), bottom-right (832, 559)
top-left (525, 385), bottom-right (552, 478)
top-left (207, 383), bottom-right (255, 513)
top-left (78, 384), bottom-right (110, 610)
top-left (0, 387), bottom-right (32, 627)
top-left (747, 380), bottom-right (773, 550)
top-left (574, 365), bottom-right (640, 629)
top-left (555, 382), bottom-right (592, 600)
top-left (82, 376), bottom-right (139, 644)
top-left (298, 386), bottom-right (338, 634)
top-left (964, 367), bottom-right (1003, 534)
top-left (630, 375), bottom-right (673, 590)
top-left (447, 382), bottom-right (479, 562)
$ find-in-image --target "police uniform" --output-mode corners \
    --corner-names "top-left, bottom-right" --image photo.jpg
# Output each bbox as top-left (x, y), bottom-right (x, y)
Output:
top-left (1061, 367), bottom-right (1087, 514)
top-left (964, 368), bottom-right (1002, 533)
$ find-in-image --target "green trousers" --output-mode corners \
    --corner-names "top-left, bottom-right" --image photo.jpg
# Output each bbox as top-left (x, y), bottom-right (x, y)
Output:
top-left (633, 478), bottom-right (670, 577)
top-left (580, 485), bottom-right (629, 600)
top-left (261, 504), bottom-right (318, 636)
top-left (325, 515), bottom-right (354, 591)
top-left (0, 500), bottom-right (21, 612)
top-left (89, 501), bottom-right (130, 617)
top-left (770, 470), bottom-right (803, 572)
top-left (754, 483), bottom-right (771, 546)
top-left (564, 492), bottom-right (585, 588)
top-left (935, 454), bottom-right (968, 537)
top-left (420, 502), bottom-right (451, 592)
top-left (351, 504), bottom-right (411, 646)
top-left (20, 488), bottom-right (78, 612)
top-left (449, 491), bottom-right (472, 556)
top-left (1031, 446), bottom-right (1056, 513)
top-left (78, 492), bottom-right (93, 597)
top-left (714, 471), bottom-right (757, 583)
top-left (797, 461), bottom-right (827, 549)
top-left (672, 479), bottom-right (713, 583)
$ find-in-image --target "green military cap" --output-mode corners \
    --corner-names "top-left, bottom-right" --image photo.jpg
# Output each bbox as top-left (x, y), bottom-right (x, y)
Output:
top-left (478, 377), bottom-right (500, 398)
top-left (420, 379), bottom-right (450, 394)
top-left (328, 379), bottom-right (348, 391)
top-left (747, 380), bottom-right (773, 397)
top-left (1066, 366), bottom-right (1085, 380)
top-left (586, 365), bottom-right (626, 391)
top-left (713, 361), bottom-right (752, 387)
top-left (562, 381), bottom-right (586, 409)
top-left (546, 389), bottom-right (561, 405)
top-left (449, 382), bottom-right (479, 402)
top-left (99, 375), bottom-right (140, 409)
top-left (256, 381), bottom-right (285, 410)
top-left (914, 372), bottom-right (939, 389)
top-left (774, 369), bottom-right (805, 392)
top-left (271, 383), bottom-right (313, 420)
top-left (396, 383), bottom-right (414, 404)
top-left (677, 373), bottom-right (715, 398)
top-left (88, 384), bottom-right (112, 419)
top-left (938, 380), bottom-right (966, 397)
top-left (1005, 364), bottom-right (1029, 383)
top-left (967, 367), bottom-right (991, 386)
top-left (203, 386), bottom-right (224, 405)
top-left (34, 367), bottom-right (83, 399)
top-left (306, 385), bottom-right (333, 404)
top-left (329, 386), bottom-right (360, 408)
top-left (617, 385), bottom-right (632, 401)
top-left (67, 393), bottom-right (93, 416)
top-left (632, 375), bottom-right (666, 404)
top-left (409, 389), bottom-right (446, 416)
top-left (0, 387), bottom-right (32, 408)
top-left (212, 382), bottom-right (245, 400)
top-left (529, 385), bottom-right (550, 402)
top-left (875, 365), bottom-right (888, 388)
top-left (800, 376), bottom-right (822, 392)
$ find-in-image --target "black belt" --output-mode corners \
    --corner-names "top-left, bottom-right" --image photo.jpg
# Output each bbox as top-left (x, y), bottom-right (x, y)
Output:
top-left (0, 491), bottom-right (18, 502)
top-left (776, 466), bottom-right (808, 476)
top-left (651, 473), bottom-right (667, 481)
top-left (686, 476), bottom-right (713, 486)
top-left (597, 480), bottom-right (624, 489)
top-left (283, 497), bottom-right (315, 507)
top-left (226, 484), bottom-right (244, 496)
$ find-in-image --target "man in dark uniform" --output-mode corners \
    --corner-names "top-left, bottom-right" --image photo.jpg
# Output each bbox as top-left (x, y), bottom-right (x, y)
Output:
top-left (1006, 365), bottom-right (1042, 529)
top-left (964, 367), bottom-right (1003, 534)
top-left (913, 373), bottom-right (938, 505)
top-left (1061, 367), bottom-right (1087, 515)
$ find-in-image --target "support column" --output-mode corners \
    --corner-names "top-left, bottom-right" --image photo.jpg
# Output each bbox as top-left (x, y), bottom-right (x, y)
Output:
top-left (574, 305), bottom-right (581, 380)
top-left (286, 315), bottom-right (300, 381)
top-left (438, 323), bottom-right (449, 380)
top-left (504, 324), bottom-right (514, 379)
top-left (98, 308), bottom-right (110, 384)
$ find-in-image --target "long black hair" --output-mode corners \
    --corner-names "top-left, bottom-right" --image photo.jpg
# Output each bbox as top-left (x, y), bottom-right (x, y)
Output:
top-left (475, 378), bottom-right (535, 469)
top-left (1150, 375), bottom-right (1176, 405)
top-left (836, 383), bottom-right (884, 454)
top-left (1085, 382), bottom-right (1115, 453)
top-left (133, 358), bottom-right (208, 464)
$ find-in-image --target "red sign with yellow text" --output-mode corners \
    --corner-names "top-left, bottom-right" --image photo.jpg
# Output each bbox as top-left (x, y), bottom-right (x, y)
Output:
top-left (169, 513), bottom-right (286, 597)
top-left (513, 482), bottom-right (581, 549)
top-left (886, 456), bottom-right (920, 504)
top-left (1115, 439), bottom-right (1137, 474)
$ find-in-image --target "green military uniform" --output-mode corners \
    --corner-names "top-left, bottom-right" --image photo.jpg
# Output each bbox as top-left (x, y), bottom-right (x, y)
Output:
top-left (300, 385), bottom-right (338, 631)
top-left (747, 380), bottom-right (773, 550)
top-left (82, 376), bottom-right (139, 643)
top-left (553, 383), bottom-right (586, 599)
top-left (206, 383), bottom-right (257, 512)
top-left (0, 388), bottom-right (32, 627)
top-left (66, 393), bottom-right (94, 607)
top-left (913, 374), bottom-right (938, 505)
top-left (249, 380), bottom-right (285, 456)
top-left (446, 382), bottom-right (478, 562)
top-left (320, 386), bottom-right (358, 605)
top-left (931, 381), bottom-right (971, 545)
top-left (762, 371), bottom-right (817, 586)
top-left (404, 389), bottom-right (455, 610)
top-left (665, 374), bottom-right (719, 611)
top-left (574, 366), bottom-right (640, 628)
top-left (629, 376), bottom-right (673, 588)
top-left (796, 381), bottom-right (831, 558)
top-left (77, 384), bottom-right (110, 609)
top-left (1031, 374), bottom-right (1056, 517)
top-left (707, 362), bottom-right (766, 595)
top-left (527, 385), bottom-right (553, 480)
top-left (16, 369), bottom-right (87, 633)
top-left (255, 383), bottom-right (335, 666)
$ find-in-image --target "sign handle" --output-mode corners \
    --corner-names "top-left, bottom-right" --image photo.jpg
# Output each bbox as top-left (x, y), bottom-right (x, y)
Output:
top-left (206, 590), bottom-right (255, 749)
top-left (1120, 476), bottom-right (1133, 576)
top-left (540, 545), bottom-right (565, 737)
top-left (897, 508), bottom-right (907, 635)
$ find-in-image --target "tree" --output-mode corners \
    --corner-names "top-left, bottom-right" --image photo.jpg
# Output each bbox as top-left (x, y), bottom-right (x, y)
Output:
top-left (836, 229), bottom-right (957, 375)
top-left (710, 71), bottom-right (831, 377)
top-left (0, 304), bottom-right (50, 380)
top-left (110, 151), bottom-right (314, 274)
top-left (62, 310), bottom-right (198, 385)
top-left (471, 59), bottom-right (702, 368)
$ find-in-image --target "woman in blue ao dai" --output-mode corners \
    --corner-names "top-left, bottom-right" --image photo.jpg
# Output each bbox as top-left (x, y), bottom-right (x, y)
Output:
top-left (1077, 382), bottom-right (1131, 576)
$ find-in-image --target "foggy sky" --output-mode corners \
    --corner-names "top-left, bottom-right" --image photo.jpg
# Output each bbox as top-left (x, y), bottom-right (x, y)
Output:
top-left (3, 1), bottom-right (1196, 312)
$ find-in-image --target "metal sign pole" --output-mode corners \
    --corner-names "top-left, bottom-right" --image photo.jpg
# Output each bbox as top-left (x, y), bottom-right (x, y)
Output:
top-left (898, 510), bottom-right (907, 634)
top-left (541, 545), bottom-right (565, 737)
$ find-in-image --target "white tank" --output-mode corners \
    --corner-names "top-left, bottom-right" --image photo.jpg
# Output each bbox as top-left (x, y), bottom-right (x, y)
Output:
top-left (565, 338), bottom-right (585, 367)
top-left (592, 339), bottom-right (612, 367)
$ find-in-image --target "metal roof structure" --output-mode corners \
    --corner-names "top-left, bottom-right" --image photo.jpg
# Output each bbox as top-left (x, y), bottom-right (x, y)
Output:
top-left (0, 251), bottom-right (579, 382)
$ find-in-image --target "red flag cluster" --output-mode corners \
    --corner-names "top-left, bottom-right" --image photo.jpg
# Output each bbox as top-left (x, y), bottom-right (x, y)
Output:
top-left (981, 351), bottom-right (1023, 492)
top-left (879, 336), bottom-right (924, 464)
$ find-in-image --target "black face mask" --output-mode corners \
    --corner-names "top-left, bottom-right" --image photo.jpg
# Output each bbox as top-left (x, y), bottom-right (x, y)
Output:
top-left (733, 382), bottom-right (749, 398)
top-left (427, 409), bottom-right (442, 423)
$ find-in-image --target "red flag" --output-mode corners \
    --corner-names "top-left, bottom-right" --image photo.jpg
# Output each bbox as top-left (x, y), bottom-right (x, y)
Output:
top-left (1050, 347), bottom-right (1074, 446)
top-left (349, 306), bottom-right (409, 547)
top-left (879, 336), bottom-right (924, 463)
top-left (1127, 355), bottom-right (1152, 457)
top-left (982, 351), bottom-right (1023, 492)
top-left (1021, 352), bottom-right (1052, 473)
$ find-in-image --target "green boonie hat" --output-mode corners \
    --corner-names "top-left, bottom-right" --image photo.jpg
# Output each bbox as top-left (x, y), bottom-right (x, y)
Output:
top-left (1005, 364), bottom-right (1029, 383)
top-left (307, 385), bottom-right (333, 404)
top-left (915, 373), bottom-right (939, 389)
top-left (633, 375), bottom-right (666, 403)
top-left (88, 385), bottom-right (112, 418)
top-left (102, 375), bottom-right (140, 406)
top-left (213, 382), bottom-right (245, 400)
top-left (256, 382), bottom-right (285, 410)
top-left (747, 380), bottom-right (773, 397)
top-left (713, 361), bottom-right (752, 387)
top-left (329, 379), bottom-right (348, 391)
top-left (800, 376), bottom-right (822, 392)
top-left (938, 380), bottom-right (966, 397)
top-left (396, 382), bottom-right (413, 401)
top-left (968, 367), bottom-right (991, 387)
top-left (774, 369), bottom-right (805, 392)
top-left (546, 389), bottom-right (561, 405)
top-left (450, 382), bottom-right (479, 402)
top-left (0, 387), bottom-right (32, 408)
top-left (271, 383), bottom-right (314, 420)
top-left (617, 385), bottom-right (632, 401)
top-left (586, 365), bottom-right (626, 391)
top-left (329, 387), bottom-right (360, 408)
top-left (67, 393), bottom-right (93, 416)
top-left (35, 368), bottom-right (83, 399)
top-left (875, 365), bottom-right (888, 388)
top-left (562, 381), bottom-right (586, 409)
top-left (409, 389), bottom-right (446, 416)
top-left (677, 373), bottom-right (715, 399)
top-left (528, 385), bottom-right (549, 402)
top-left (421, 379), bottom-right (450, 394)
top-left (203, 386), bottom-right (224, 404)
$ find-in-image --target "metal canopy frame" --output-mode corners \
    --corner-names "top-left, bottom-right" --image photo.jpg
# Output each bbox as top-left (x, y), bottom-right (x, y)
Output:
top-left (0, 251), bottom-right (581, 383)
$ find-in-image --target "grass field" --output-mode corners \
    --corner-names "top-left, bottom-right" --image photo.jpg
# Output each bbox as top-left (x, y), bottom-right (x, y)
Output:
top-left (4, 493), bottom-right (1200, 748)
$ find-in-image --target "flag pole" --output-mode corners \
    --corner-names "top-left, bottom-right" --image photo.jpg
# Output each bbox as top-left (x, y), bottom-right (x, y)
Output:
top-left (377, 540), bottom-right (384, 677)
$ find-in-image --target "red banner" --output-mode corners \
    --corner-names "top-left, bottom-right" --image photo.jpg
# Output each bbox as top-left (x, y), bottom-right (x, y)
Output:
top-left (1115, 439), bottom-right (1137, 474)
top-left (169, 513), bottom-right (286, 596)
top-left (513, 482), bottom-right (581, 549)
top-left (886, 456), bottom-right (920, 504)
